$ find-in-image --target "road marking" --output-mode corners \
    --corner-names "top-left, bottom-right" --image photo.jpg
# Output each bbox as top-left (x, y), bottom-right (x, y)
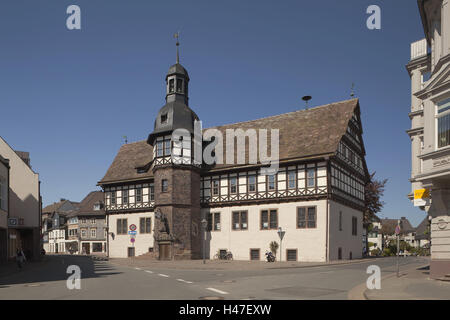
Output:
top-left (206, 287), bottom-right (229, 295)
top-left (158, 273), bottom-right (170, 278)
top-left (177, 279), bottom-right (193, 284)
top-left (134, 267), bottom-right (142, 270)
top-left (145, 270), bottom-right (153, 274)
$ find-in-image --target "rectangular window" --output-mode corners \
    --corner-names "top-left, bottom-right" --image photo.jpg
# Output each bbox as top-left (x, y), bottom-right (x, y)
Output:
top-left (212, 180), bottom-right (219, 196)
top-left (261, 210), bottom-right (278, 230)
top-left (229, 177), bottom-right (237, 194)
top-left (267, 175), bottom-right (276, 191)
top-left (232, 211), bottom-right (248, 230)
top-left (288, 171), bottom-right (296, 189)
top-left (91, 218), bottom-right (96, 224)
top-left (81, 229), bottom-right (87, 238)
top-left (169, 79), bottom-right (174, 93)
top-left (136, 187), bottom-right (142, 203)
top-left (156, 141), bottom-right (163, 157)
top-left (286, 249), bottom-right (297, 261)
top-left (213, 212), bottom-right (221, 231)
top-left (161, 179), bottom-right (168, 192)
top-left (207, 213), bottom-right (213, 231)
top-left (250, 249), bottom-right (260, 261)
top-left (111, 192), bottom-right (116, 205)
top-left (149, 183), bottom-right (155, 201)
top-left (352, 216), bottom-right (357, 236)
top-left (117, 218), bottom-right (128, 235)
top-left (122, 190), bottom-right (128, 204)
top-left (307, 168), bottom-right (316, 188)
top-left (248, 175), bottom-right (256, 192)
top-left (140, 217), bottom-right (151, 234)
top-left (164, 139), bottom-right (171, 156)
top-left (437, 98), bottom-right (450, 148)
top-left (297, 207), bottom-right (316, 229)
top-left (91, 228), bottom-right (96, 238)
top-left (176, 79), bottom-right (183, 93)
top-left (339, 211), bottom-right (343, 231)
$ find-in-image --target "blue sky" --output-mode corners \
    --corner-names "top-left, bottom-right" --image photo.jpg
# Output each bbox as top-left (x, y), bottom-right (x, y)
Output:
top-left (0, 0), bottom-right (427, 226)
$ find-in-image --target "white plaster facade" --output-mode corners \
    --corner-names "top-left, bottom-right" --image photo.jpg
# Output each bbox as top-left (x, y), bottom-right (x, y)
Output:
top-left (107, 211), bottom-right (155, 258)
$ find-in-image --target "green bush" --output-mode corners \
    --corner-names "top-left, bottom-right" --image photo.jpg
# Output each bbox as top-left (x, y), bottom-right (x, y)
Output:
top-left (370, 248), bottom-right (381, 256)
top-left (382, 248), bottom-right (392, 256)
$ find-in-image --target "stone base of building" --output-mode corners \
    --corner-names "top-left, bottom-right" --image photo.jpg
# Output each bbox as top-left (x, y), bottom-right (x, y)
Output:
top-left (430, 259), bottom-right (450, 279)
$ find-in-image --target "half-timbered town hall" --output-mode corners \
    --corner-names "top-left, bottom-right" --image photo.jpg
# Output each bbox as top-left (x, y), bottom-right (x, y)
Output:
top-left (98, 47), bottom-right (370, 262)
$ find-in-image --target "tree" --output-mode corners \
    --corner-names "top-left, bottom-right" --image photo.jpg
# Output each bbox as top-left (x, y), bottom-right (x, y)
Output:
top-left (269, 241), bottom-right (279, 258)
top-left (363, 172), bottom-right (387, 256)
top-left (364, 172), bottom-right (388, 224)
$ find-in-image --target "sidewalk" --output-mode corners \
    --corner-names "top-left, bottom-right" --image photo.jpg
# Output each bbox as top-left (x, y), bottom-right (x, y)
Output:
top-left (109, 256), bottom-right (382, 271)
top-left (364, 263), bottom-right (450, 300)
top-left (0, 257), bottom-right (48, 280)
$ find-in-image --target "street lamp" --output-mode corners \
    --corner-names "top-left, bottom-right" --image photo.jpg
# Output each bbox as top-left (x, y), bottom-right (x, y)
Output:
top-left (201, 219), bottom-right (207, 264)
top-left (277, 227), bottom-right (285, 262)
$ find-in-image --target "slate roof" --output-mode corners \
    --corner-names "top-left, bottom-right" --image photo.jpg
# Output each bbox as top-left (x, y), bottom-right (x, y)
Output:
top-left (67, 191), bottom-right (105, 217)
top-left (415, 216), bottom-right (430, 240)
top-left (42, 199), bottom-right (80, 214)
top-left (99, 98), bottom-right (360, 185)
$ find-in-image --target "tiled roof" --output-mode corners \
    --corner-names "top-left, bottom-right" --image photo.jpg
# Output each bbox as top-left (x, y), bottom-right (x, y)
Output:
top-left (381, 217), bottom-right (415, 235)
top-left (415, 216), bottom-right (430, 240)
top-left (67, 191), bottom-right (105, 217)
top-left (99, 98), bottom-right (360, 184)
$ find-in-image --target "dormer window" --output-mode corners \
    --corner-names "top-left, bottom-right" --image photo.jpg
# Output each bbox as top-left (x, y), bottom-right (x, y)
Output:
top-left (161, 113), bottom-right (168, 124)
top-left (169, 79), bottom-right (174, 93)
top-left (93, 203), bottom-right (100, 211)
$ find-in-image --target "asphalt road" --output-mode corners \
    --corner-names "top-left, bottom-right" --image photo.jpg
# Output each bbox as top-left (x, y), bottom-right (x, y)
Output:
top-left (0, 255), bottom-right (428, 300)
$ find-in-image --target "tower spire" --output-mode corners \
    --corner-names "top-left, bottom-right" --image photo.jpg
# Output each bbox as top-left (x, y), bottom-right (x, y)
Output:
top-left (174, 32), bottom-right (180, 64)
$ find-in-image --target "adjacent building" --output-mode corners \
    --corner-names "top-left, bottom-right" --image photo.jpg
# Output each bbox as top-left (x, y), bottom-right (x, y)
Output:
top-left (0, 155), bottom-right (9, 263)
top-left (0, 137), bottom-right (41, 261)
top-left (407, 0), bottom-right (450, 278)
top-left (42, 199), bottom-right (79, 253)
top-left (66, 191), bottom-right (107, 255)
top-left (99, 48), bottom-right (370, 262)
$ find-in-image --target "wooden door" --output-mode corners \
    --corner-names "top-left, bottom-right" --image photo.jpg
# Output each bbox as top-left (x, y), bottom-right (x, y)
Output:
top-left (159, 243), bottom-right (171, 260)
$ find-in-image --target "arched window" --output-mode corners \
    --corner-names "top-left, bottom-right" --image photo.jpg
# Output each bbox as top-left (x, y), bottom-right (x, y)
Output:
top-left (169, 79), bottom-right (174, 93)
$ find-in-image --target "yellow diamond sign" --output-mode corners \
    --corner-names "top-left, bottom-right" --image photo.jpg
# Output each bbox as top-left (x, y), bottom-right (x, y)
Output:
top-left (414, 188), bottom-right (430, 207)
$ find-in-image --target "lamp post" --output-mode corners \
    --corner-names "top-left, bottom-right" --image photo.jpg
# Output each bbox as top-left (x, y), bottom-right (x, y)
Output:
top-left (277, 227), bottom-right (285, 262)
top-left (201, 219), bottom-right (207, 264)
top-left (395, 219), bottom-right (401, 277)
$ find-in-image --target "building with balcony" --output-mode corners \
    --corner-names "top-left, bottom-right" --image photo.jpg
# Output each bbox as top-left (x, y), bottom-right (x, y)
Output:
top-left (407, 0), bottom-right (450, 278)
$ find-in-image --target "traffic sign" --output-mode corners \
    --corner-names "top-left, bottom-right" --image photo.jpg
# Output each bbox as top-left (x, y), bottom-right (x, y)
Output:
top-left (395, 225), bottom-right (401, 235)
top-left (128, 231), bottom-right (137, 235)
top-left (414, 188), bottom-right (430, 207)
top-left (130, 237), bottom-right (135, 243)
top-left (129, 224), bottom-right (137, 231)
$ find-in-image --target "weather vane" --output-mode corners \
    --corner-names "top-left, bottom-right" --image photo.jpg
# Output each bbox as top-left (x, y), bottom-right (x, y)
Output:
top-left (351, 83), bottom-right (355, 97)
top-left (174, 31), bottom-right (180, 63)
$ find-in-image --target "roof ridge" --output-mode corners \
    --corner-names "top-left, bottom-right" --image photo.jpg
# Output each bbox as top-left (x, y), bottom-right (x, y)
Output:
top-left (207, 98), bottom-right (358, 130)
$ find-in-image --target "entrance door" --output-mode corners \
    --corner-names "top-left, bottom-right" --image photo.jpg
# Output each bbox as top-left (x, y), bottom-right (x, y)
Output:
top-left (159, 243), bottom-right (171, 260)
top-left (82, 243), bottom-right (90, 255)
top-left (55, 243), bottom-right (58, 253)
top-left (128, 247), bottom-right (135, 257)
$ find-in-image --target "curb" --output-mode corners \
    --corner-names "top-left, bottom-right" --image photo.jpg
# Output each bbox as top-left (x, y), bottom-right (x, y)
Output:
top-left (347, 263), bottom-right (430, 300)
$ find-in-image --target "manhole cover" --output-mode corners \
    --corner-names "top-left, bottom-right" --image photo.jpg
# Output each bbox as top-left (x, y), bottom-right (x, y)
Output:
top-left (222, 280), bottom-right (235, 283)
top-left (199, 296), bottom-right (224, 300)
